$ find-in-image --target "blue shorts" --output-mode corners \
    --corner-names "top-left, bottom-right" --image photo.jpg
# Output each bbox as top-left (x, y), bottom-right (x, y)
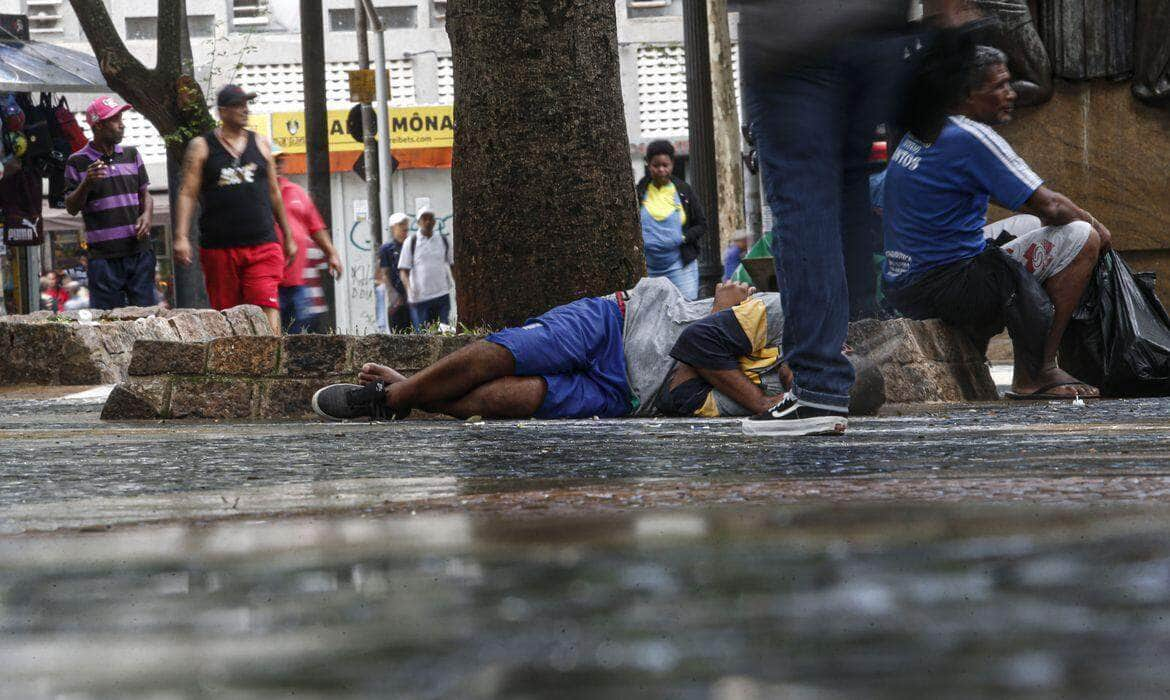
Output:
top-left (88, 249), bottom-right (157, 310)
top-left (486, 297), bottom-right (631, 419)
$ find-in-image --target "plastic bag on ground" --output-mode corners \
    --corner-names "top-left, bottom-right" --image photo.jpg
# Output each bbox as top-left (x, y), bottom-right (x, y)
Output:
top-left (1059, 250), bottom-right (1170, 397)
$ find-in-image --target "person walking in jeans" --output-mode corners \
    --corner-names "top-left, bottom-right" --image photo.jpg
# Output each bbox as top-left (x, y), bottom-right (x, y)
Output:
top-left (273, 146), bottom-right (341, 333)
top-left (398, 207), bottom-right (453, 331)
top-left (635, 140), bottom-right (707, 301)
top-left (63, 96), bottom-right (155, 310)
top-left (738, 0), bottom-right (915, 436)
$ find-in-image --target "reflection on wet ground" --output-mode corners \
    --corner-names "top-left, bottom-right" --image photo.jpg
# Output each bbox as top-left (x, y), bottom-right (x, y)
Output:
top-left (7, 504), bottom-right (1170, 697)
top-left (2, 395), bottom-right (1170, 512)
top-left (4, 392), bottom-right (1170, 696)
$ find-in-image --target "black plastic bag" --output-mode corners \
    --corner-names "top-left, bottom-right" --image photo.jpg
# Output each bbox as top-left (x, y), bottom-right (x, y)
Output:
top-left (1059, 250), bottom-right (1170, 397)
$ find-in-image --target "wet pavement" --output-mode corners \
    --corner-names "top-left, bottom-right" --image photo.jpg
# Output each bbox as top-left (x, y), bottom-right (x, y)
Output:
top-left (4, 388), bottom-right (1170, 696)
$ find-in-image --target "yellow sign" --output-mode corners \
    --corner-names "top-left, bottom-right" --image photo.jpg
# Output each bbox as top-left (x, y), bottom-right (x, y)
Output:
top-left (268, 106), bottom-right (453, 154)
top-left (347, 69), bottom-right (386, 103)
top-left (247, 113), bottom-right (271, 139)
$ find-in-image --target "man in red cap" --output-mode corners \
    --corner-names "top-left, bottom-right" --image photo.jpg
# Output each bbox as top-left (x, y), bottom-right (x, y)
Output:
top-left (173, 84), bottom-right (295, 334)
top-left (63, 95), bottom-right (155, 309)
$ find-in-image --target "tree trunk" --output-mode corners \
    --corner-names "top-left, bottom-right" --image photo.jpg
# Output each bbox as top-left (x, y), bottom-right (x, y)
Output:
top-left (708, 0), bottom-right (744, 252)
top-left (446, 0), bottom-right (644, 329)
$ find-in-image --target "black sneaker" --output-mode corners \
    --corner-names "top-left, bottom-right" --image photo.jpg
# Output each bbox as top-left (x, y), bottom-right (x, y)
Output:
top-left (742, 392), bottom-right (848, 436)
top-left (312, 381), bottom-right (403, 422)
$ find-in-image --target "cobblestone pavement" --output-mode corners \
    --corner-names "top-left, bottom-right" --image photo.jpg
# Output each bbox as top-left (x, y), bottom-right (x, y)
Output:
top-left (4, 390), bottom-right (1170, 696)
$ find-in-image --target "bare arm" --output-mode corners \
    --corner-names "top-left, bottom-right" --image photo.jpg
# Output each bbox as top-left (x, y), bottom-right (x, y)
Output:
top-left (399, 270), bottom-right (411, 300)
top-left (173, 137), bottom-right (209, 265)
top-left (310, 228), bottom-right (342, 277)
top-left (669, 364), bottom-right (781, 416)
top-left (135, 184), bottom-right (154, 239)
top-left (1021, 186), bottom-right (1112, 250)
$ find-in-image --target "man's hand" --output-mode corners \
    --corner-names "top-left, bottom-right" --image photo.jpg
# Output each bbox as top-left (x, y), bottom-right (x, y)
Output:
top-left (283, 238), bottom-right (298, 268)
top-left (134, 212), bottom-right (151, 240)
top-left (1088, 215), bottom-right (1113, 252)
top-left (327, 253), bottom-right (342, 278)
top-left (712, 281), bottom-right (757, 312)
top-left (83, 159), bottom-right (107, 184)
top-left (173, 237), bottom-right (193, 266)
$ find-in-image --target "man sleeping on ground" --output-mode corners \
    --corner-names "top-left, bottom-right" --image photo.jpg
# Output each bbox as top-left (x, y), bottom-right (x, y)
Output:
top-left (311, 277), bottom-right (827, 430)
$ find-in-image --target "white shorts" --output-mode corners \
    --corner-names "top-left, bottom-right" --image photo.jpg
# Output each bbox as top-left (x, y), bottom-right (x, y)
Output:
top-left (983, 215), bottom-right (1093, 284)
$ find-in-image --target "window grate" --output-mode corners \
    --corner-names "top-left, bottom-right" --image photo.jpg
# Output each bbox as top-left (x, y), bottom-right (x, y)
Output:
top-left (27, 0), bottom-right (64, 33)
top-left (232, 0), bottom-right (270, 27)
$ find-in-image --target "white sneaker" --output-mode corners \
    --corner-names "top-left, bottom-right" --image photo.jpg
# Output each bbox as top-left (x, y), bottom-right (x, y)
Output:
top-left (741, 392), bottom-right (849, 436)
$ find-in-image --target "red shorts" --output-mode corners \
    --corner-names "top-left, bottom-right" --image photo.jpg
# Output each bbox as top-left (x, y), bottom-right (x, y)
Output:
top-left (200, 242), bottom-right (284, 310)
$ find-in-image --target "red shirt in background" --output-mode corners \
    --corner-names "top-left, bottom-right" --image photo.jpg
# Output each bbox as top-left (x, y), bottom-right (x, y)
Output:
top-left (275, 177), bottom-right (327, 288)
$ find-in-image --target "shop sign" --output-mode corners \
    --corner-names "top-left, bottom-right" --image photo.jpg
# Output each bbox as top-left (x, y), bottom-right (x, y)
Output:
top-left (267, 106), bottom-right (453, 154)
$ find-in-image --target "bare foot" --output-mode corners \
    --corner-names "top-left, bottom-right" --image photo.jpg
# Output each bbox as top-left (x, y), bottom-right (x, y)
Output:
top-left (1011, 366), bottom-right (1099, 398)
top-left (358, 363), bottom-right (407, 386)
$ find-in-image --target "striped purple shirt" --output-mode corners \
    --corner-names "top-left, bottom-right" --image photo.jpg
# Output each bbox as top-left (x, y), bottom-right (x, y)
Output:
top-left (64, 143), bottom-right (151, 260)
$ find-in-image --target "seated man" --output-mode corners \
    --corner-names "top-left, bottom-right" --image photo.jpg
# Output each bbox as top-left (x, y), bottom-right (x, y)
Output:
top-left (882, 44), bottom-right (1112, 399)
top-left (310, 277), bottom-right (839, 431)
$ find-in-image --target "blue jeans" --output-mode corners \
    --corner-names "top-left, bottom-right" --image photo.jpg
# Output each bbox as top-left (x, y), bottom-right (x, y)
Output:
top-left (88, 249), bottom-right (157, 310)
top-left (657, 259), bottom-right (699, 301)
top-left (743, 36), bottom-right (914, 410)
top-left (375, 284), bottom-right (389, 333)
top-left (410, 294), bottom-right (451, 331)
top-left (279, 285), bottom-right (319, 334)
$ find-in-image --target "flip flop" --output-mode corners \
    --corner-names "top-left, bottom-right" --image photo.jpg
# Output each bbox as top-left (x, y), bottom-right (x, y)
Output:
top-left (1004, 381), bottom-right (1100, 401)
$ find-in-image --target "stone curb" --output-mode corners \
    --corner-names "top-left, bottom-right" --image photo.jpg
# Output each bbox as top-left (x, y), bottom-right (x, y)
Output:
top-left (103, 333), bottom-right (484, 420)
top-left (0, 304), bottom-right (272, 387)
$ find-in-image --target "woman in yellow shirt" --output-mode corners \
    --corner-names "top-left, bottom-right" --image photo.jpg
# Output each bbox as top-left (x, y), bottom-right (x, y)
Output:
top-left (635, 140), bottom-right (708, 300)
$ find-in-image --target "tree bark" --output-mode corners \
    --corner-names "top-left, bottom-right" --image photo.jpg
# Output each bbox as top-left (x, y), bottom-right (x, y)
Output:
top-left (683, 0), bottom-right (721, 296)
top-left (708, 0), bottom-right (744, 252)
top-left (446, 0), bottom-right (644, 329)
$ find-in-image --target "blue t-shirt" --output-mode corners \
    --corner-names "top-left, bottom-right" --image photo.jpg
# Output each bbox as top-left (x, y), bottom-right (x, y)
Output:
top-left (722, 244), bottom-right (744, 281)
top-left (378, 240), bottom-right (406, 295)
top-left (882, 115), bottom-right (1043, 284)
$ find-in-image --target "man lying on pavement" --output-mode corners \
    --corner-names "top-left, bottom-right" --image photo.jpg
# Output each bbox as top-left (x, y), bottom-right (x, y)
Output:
top-left (882, 44), bottom-right (1111, 400)
top-left (312, 277), bottom-right (852, 435)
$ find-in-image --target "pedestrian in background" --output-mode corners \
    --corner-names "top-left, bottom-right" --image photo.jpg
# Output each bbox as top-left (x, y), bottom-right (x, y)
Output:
top-left (63, 95), bottom-right (154, 310)
top-left (273, 145), bottom-right (341, 334)
top-left (172, 84), bottom-right (296, 335)
top-left (397, 207), bottom-right (454, 331)
top-left (635, 140), bottom-right (706, 301)
top-left (302, 244), bottom-right (332, 333)
top-left (376, 212), bottom-right (411, 332)
top-left (723, 230), bottom-right (750, 282)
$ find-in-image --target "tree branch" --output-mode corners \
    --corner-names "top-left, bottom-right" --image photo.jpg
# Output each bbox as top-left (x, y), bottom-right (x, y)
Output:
top-left (156, 0), bottom-right (194, 80)
top-left (67, 0), bottom-right (212, 144)
top-left (67, 0), bottom-right (152, 85)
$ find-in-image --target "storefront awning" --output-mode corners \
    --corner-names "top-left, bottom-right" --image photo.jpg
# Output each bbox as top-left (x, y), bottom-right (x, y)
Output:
top-left (42, 194), bottom-right (170, 233)
top-left (0, 39), bottom-right (108, 93)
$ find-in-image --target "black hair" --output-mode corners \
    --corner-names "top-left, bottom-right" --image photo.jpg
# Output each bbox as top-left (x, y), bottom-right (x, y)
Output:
top-left (645, 139), bottom-right (675, 162)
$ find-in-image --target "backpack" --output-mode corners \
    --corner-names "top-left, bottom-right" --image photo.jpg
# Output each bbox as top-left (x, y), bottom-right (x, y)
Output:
top-left (409, 231), bottom-right (450, 259)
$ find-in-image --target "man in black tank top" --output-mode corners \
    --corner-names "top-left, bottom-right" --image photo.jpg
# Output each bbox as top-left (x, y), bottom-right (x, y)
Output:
top-left (173, 84), bottom-right (296, 335)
